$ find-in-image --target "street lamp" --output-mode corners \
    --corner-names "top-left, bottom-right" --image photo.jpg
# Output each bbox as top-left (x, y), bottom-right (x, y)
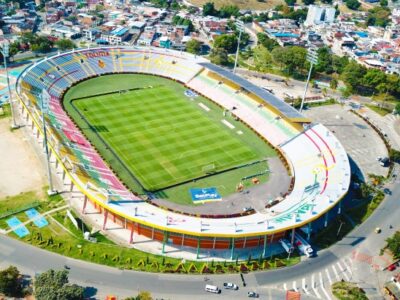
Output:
top-left (299, 46), bottom-right (318, 113)
top-left (0, 40), bottom-right (18, 129)
top-left (233, 20), bottom-right (244, 74)
top-left (40, 89), bottom-right (57, 195)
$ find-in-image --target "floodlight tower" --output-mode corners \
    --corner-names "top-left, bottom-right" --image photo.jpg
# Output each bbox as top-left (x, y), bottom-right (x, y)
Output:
top-left (233, 20), bottom-right (244, 74)
top-left (0, 40), bottom-right (18, 129)
top-left (40, 89), bottom-right (57, 196)
top-left (299, 47), bottom-right (318, 113)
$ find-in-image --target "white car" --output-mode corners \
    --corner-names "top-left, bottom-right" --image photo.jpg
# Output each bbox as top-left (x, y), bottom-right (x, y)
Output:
top-left (223, 282), bottom-right (239, 290)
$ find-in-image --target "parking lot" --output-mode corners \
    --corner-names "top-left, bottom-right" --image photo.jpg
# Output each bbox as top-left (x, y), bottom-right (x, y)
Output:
top-left (303, 104), bottom-right (388, 179)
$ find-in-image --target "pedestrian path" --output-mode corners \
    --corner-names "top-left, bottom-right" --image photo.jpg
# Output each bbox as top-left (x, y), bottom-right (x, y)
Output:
top-left (276, 257), bottom-right (354, 299)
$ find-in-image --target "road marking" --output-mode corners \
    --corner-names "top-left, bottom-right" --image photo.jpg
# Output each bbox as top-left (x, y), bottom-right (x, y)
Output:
top-left (319, 272), bottom-right (324, 288)
top-left (342, 258), bottom-right (353, 278)
top-left (302, 278), bottom-right (309, 294)
top-left (337, 262), bottom-right (350, 281)
top-left (332, 264), bottom-right (340, 281)
top-left (283, 283), bottom-right (287, 291)
top-left (311, 276), bottom-right (321, 299)
top-left (320, 284), bottom-right (332, 300)
top-left (326, 268), bottom-right (333, 285)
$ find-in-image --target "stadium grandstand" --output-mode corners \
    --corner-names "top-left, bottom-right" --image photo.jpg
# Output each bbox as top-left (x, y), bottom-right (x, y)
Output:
top-left (16, 47), bottom-right (350, 257)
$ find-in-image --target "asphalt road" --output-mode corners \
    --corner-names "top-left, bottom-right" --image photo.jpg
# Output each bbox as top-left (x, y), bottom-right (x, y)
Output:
top-left (0, 168), bottom-right (399, 299)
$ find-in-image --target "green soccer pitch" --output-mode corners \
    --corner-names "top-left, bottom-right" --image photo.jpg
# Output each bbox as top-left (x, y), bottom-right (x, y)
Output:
top-left (64, 74), bottom-right (276, 204)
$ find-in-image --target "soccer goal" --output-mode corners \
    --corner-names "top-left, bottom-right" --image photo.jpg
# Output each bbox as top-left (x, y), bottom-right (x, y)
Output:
top-left (202, 163), bottom-right (216, 174)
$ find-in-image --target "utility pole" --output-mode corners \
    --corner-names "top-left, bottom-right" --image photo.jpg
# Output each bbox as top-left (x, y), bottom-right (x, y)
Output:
top-left (40, 89), bottom-right (57, 196)
top-left (233, 20), bottom-right (244, 74)
top-left (1, 41), bottom-right (18, 129)
top-left (299, 46), bottom-right (318, 113)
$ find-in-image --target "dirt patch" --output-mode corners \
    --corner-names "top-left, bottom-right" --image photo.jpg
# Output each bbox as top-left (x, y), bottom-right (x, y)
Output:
top-left (0, 118), bottom-right (46, 199)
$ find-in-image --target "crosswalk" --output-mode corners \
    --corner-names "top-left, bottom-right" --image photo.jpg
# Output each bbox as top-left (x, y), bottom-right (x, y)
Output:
top-left (278, 257), bottom-right (353, 299)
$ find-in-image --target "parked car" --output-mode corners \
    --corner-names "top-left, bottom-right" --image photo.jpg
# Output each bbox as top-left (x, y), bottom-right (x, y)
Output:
top-left (248, 291), bottom-right (259, 298)
top-left (375, 227), bottom-right (382, 234)
top-left (223, 282), bottom-right (238, 290)
top-left (388, 264), bottom-right (397, 271)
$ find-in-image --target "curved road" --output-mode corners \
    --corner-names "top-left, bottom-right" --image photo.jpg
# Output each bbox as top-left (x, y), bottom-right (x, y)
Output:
top-left (0, 170), bottom-right (399, 299)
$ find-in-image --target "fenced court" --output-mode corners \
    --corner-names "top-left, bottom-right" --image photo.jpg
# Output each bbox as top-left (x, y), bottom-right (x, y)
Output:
top-left (6, 216), bottom-right (30, 238)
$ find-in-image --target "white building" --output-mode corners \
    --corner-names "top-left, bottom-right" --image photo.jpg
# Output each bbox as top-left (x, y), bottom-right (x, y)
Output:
top-left (304, 5), bottom-right (336, 26)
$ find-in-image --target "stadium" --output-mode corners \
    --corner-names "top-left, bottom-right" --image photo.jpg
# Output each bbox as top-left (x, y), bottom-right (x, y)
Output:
top-left (16, 47), bottom-right (350, 257)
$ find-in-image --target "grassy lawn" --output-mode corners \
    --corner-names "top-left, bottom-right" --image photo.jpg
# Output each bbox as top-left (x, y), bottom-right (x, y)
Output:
top-left (13, 209), bottom-right (300, 274)
top-left (64, 74), bottom-right (276, 204)
top-left (366, 104), bottom-right (392, 116)
top-left (0, 103), bottom-right (11, 119)
top-left (331, 281), bottom-right (368, 300)
top-left (0, 189), bottom-right (66, 229)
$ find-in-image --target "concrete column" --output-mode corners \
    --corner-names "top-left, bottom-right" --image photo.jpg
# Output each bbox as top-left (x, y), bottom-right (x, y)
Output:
top-left (162, 231), bottom-right (168, 254)
top-left (212, 237), bottom-right (216, 249)
top-left (338, 201), bottom-right (342, 215)
top-left (102, 210), bottom-right (108, 230)
top-left (181, 234), bottom-right (185, 247)
top-left (290, 228), bottom-right (295, 246)
top-left (82, 195), bottom-right (88, 214)
top-left (230, 238), bottom-right (235, 260)
top-left (243, 236), bottom-right (247, 248)
top-left (151, 227), bottom-right (155, 240)
top-left (69, 182), bottom-right (74, 192)
top-left (129, 225), bottom-right (134, 244)
top-left (307, 222), bottom-right (312, 241)
top-left (196, 237), bottom-right (200, 259)
top-left (324, 212), bottom-right (329, 228)
top-left (262, 235), bottom-right (267, 258)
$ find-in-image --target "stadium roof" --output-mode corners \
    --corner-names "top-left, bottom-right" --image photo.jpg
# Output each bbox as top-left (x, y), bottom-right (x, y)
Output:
top-left (199, 62), bottom-right (308, 121)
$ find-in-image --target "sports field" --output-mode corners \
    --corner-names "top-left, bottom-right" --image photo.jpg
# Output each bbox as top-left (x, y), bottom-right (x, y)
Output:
top-left (64, 74), bottom-right (276, 203)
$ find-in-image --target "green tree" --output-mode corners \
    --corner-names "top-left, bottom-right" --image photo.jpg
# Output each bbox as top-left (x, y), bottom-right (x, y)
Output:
top-left (213, 34), bottom-right (238, 53)
top-left (332, 55), bottom-right (349, 74)
top-left (330, 77), bottom-right (338, 90)
top-left (285, 0), bottom-right (296, 6)
top-left (209, 48), bottom-right (229, 66)
top-left (362, 68), bottom-right (386, 90)
top-left (136, 291), bottom-right (153, 300)
top-left (380, 0), bottom-right (388, 7)
top-left (389, 148), bottom-right (400, 163)
top-left (271, 46), bottom-right (308, 76)
top-left (172, 16), bottom-right (194, 32)
top-left (0, 266), bottom-right (22, 297)
top-left (367, 7), bottom-right (391, 27)
top-left (203, 2), bottom-right (217, 16)
top-left (345, 0), bottom-right (361, 10)
top-left (55, 39), bottom-right (76, 51)
top-left (34, 269), bottom-right (84, 300)
top-left (341, 61), bottom-right (367, 92)
top-left (185, 39), bottom-right (202, 54)
top-left (219, 5), bottom-right (239, 18)
top-left (31, 36), bottom-right (53, 53)
top-left (385, 231), bottom-right (400, 259)
top-left (303, 0), bottom-right (315, 5)
top-left (253, 45), bottom-right (273, 71)
top-left (315, 46), bottom-right (333, 74)
top-left (257, 33), bottom-right (279, 51)
top-left (395, 103), bottom-right (400, 115)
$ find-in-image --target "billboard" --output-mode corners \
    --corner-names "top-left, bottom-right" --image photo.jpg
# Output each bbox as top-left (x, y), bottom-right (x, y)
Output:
top-left (190, 187), bottom-right (221, 204)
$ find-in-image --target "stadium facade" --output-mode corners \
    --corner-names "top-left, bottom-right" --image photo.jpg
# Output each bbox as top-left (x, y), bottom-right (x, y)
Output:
top-left (16, 47), bottom-right (350, 256)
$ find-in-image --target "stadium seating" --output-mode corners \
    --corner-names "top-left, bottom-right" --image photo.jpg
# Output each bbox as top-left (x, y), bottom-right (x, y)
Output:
top-left (17, 46), bottom-right (351, 239)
